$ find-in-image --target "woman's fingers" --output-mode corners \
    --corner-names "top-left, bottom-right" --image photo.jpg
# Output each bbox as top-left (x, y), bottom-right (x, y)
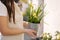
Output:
top-left (25, 29), bottom-right (37, 37)
top-left (32, 30), bottom-right (37, 35)
top-left (27, 31), bottom-right (36, 37)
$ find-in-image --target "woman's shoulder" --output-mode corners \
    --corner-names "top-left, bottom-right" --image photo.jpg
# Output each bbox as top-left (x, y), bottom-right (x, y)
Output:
top-left (0, 1), bottom-right (8, 16)
top-left (0, 1), bottom-right (7, 10)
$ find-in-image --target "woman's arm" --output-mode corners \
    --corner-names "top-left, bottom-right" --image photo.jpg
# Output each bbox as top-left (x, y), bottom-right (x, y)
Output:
top-left (0, 16), bottom-right (25, 36)
top-left (0, 16), bottom-right (36, 37)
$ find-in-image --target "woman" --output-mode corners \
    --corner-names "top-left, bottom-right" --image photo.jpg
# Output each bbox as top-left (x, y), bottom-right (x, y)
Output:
top-left (0, 0), bottom-right (36, 40)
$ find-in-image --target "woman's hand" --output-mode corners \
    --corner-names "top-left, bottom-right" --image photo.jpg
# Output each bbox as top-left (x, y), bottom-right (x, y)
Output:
top-left (23, 21), bottom-right (29, 28)
top-left (25, 29), bottom-right (37, 37)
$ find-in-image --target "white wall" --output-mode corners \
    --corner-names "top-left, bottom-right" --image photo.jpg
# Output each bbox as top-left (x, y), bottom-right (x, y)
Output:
top-left (44, 0), bottom-right (60, 38)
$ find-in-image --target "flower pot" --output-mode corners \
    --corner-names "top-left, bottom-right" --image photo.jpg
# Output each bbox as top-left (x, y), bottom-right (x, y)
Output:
top-left (28, 22), bottom-right (43, 37)
top-left (24, 22), bottom-right (43, 40)
top-left (28, 23), bottom-right (40, 32)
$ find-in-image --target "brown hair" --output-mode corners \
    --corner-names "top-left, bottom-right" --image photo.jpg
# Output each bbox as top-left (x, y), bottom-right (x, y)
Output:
top-left (1, 0), bottom-right (15, 23)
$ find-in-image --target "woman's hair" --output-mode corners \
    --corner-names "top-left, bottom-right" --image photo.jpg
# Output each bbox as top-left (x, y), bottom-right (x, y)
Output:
top-left (1, 0), bottom-right (15, 23)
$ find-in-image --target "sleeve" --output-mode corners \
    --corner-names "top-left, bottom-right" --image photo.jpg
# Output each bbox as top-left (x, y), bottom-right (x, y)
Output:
top-left (0, 3), bottom-right (8, 16)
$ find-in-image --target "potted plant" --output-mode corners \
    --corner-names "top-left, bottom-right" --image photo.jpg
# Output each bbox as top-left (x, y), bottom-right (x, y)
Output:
top-left (24, 2), bottom-right (43, 23)
top-left (24, 1), bottom-right (43, 28)
top-left (23, 2), bottom-right (44, 40)
top-left (23, 1), bottom-right (44, 34)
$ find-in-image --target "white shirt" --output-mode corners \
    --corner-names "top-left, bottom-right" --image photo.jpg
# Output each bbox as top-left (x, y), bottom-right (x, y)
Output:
top-left (0, 1), bottom-right (7, 16)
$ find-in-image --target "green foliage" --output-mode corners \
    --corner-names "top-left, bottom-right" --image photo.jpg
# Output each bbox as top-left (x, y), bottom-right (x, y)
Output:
top-left (23, 3), bottom-right (44, 23)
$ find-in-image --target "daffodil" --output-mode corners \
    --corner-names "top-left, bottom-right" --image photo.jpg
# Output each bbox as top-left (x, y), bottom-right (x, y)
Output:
top-left (29, 2), bottom-right (33, 8)
top-left (33, 13), bottom-right (37, 18)
top-left (33, 13), bottom-right (36, 16)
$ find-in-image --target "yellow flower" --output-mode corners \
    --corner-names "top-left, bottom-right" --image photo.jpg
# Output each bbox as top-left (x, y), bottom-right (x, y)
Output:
top-left (33, 13), bottom-right (36, 16)
top-left (29, 3), bottom-right (33, 8)
top-left (33, 13), bottom-right (37, 18)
